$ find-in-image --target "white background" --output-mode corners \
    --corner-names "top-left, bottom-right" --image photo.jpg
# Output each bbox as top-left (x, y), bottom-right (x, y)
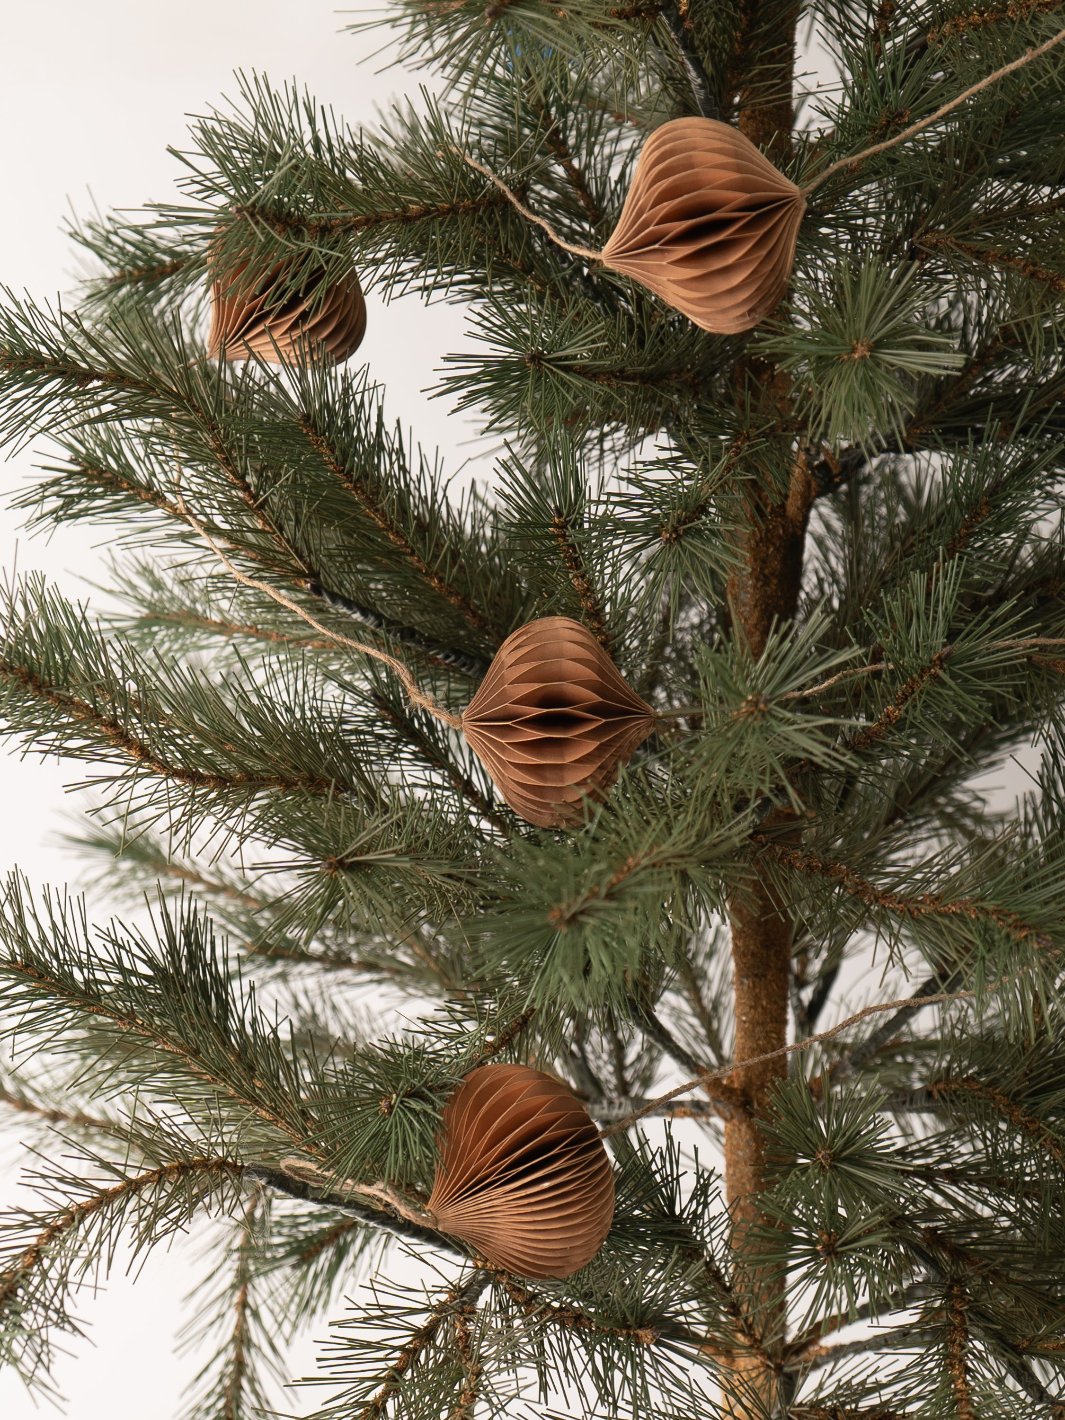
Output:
top-left (0, 4), bottom-right (470, 1413)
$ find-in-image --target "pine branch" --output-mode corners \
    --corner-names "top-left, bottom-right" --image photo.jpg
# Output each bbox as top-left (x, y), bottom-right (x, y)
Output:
top-left (352, 1274), bottom-right (490, 1420)
top-left (0, 883), bottom-right (321, 1149)
top-left (548, 508), bottom-right (613, 648)
top-left (231, 192), bottom-right (512, 240)
top-left (180, 1191), bottom-right (287, 1420)
top-left (786, 1321), bottom-right (927, 1374)
top-left (803, 24), bottom-right (1065, 194)
top-left (0, 1158), bottom-right (242, 1310)
top-left (308, 583), bottom-right (489, 677)
top-left (785, 1408), bottom-right (909, 1419)
top-left (137, 858), bottom-right (410, 976)
top-left (491, 1270), bottom-right (702, 1349)
top-left (757, 841), bottom-right (1055, 951)
top-left (220, 1206), bottom-right (257, 1420)
top-left (925, 0), bottom-right (1064, 46)
top-left (628, 995), bottom-right (745, 1120)
top-left (0, 1153), bottom-right (246, 1384)
top-left (675, 945), bottom-right (728, 1063)
top-left (3, 948), bottom-right (309, 1141)
top-left (68, 817), bottom-right (454, 986)
top-left (125, 605), bottom-right (335, 653)
top-left (944, 1282), bottom-right (978, 1420)
top-left (59, 454), bottom-right (485, 679)
top-left (919, 232), bottom-right (1065, 296)
top-left (919, 1075), bottom-right (1065, 1173)
top-left (176, 490), bottom-right (463, 729)
top-left (534, 96), bottom-right (604, 225)
top-left (449, 1303), bottom-right (483, 1420)
top-left (0, 658), bottom-right (337, 797)
top-left (295, 414), bottom-right (497, 642)
top-left (841, 649), bottom-right (952, 753)
top-left (784, 1282), bottom-right (935, 1363)
top-left (889, 1225), bottom-right (1065, 1410)
top-left (245, 1165), bottom-right (454, 1255)
top-left (0, 1080), bottom-right (128, 1147)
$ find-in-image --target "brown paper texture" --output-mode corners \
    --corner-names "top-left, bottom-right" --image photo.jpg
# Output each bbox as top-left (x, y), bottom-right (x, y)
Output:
top-left (462, 617), bottom-right (654, 828)
top-left (428, 1064), bottom-right (614, 1278)
top-left (207, 258), bottom-right (367, 364)
top-left (602, 117), bottom-right (805, 334)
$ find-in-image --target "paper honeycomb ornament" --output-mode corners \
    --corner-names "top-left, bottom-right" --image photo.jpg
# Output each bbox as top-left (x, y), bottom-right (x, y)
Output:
top-left (427, 1064), bottom-right (614, 1278)
top-left (207, 256), bottom-right (367, 364)
top-left (600, 116), bottom-right (805, 335)
top-left (461, 616), bottom-right (654, 828)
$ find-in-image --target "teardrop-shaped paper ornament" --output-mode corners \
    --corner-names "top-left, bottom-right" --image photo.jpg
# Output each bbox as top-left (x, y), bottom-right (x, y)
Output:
top-left (427, 1064), bottom-right (614, 1278)
top-left (462, 616), bottom-right (654, 829)
top-left (207, 257), bottom-right (367, 365)
top-left (601, 117), bottom-right (805, 335)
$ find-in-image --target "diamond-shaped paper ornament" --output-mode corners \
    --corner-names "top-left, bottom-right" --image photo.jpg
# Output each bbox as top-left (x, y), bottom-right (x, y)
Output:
top-left (461, 616), bottom-right (654, 828)
top-left (601, 116), bottom-right (805, 335)
top-left (207, 257), bottom-right (367, 364)
top-left (427, 1064), bottom-right (614, 1279)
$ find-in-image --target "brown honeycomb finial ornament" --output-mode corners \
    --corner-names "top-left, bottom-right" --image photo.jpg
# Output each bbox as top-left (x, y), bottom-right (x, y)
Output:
top-left (427, 1064), bottom-right (614, 1279)
top-left (458, 117), bottom-right (803, 336)
top-left (207, 256), bottom-right (367, 365)
top-left (461, 616), bottom-right (654, 829)
top-left (601, 117), bottom-right (805, 335)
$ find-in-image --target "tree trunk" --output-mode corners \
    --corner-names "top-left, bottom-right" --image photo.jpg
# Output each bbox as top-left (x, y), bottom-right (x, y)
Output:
top-left (721, 9), bottom-right (804, 1409)
top-left (721, 460), bottom-right (810, 1414)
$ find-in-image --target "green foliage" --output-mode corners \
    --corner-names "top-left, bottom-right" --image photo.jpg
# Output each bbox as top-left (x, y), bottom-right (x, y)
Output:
top-left (0, 1133), bottom-right (246, 1392)
top-left (758, 258), bottom-right (964, 445)
top-left (761, 1078), bottom-right (917, 1329)
top-left (179, 1199), bottom-right (288, 1420)
top-left (3, 0), bottom-right (1065, 1416)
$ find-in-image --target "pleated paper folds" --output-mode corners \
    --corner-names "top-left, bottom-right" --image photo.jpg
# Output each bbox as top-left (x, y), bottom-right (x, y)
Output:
top-left (601, 116), bottom-right (805, 335)
top-left (461, 616), bottom-right (654, 828)
top-left (427, 1064), bottom-right (614, 1278)
top-left (207, 258), bottom-right (367, 364)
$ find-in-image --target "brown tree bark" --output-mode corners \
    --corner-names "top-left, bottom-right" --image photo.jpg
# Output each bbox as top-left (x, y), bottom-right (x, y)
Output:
top-left (719, 7), bottom-right (806, 1412)
top-left (721, 456), bottom-right (812, 1416)
top-left (731, 0), bottom-right (801, 161)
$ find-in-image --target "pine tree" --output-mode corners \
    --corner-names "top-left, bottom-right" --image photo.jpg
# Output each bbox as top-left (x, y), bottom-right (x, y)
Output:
top-left (3, 2), bottom-right (1065, 1416)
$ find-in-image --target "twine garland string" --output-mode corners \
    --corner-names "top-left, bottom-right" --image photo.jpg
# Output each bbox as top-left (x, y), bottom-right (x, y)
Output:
top-left (171, 477), bottom-right (463, 729)
top-left (599, 979), bottom-right (1015, 1138)
top-left (454, 21), bottom-right (1065, 294)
